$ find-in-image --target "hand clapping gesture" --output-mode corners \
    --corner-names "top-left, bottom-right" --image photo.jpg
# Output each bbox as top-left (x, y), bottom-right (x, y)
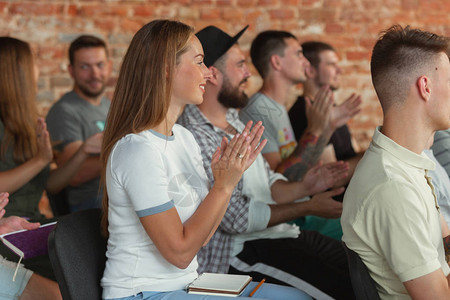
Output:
top-left (305, 86), bottom-right (334, 137)
top-left (35, 117), bottom-right (53, 164)
top-left (81, 132), bottom-right (103, 155)
top-left (330, 93), bottom-right (362, 130)
top-left (302, 161), bottom-right (349, 195)
top-left (211, 120), bottom-right (267, 190)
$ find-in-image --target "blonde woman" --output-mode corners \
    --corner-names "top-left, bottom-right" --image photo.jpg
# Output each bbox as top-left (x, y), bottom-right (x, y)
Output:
top-left (100, 20), bottom-right (311, 300)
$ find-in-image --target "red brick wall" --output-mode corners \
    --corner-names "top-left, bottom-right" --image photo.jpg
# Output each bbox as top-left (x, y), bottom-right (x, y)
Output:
top-left (1, 0), bottom-right (449, 147)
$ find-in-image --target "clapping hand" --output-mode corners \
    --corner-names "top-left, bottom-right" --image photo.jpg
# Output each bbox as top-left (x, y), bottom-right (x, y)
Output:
top-left (330, 93), bottom-right (362, 130)
top-left (0, 192), bottom-right (8, 219)
top-left (82, 132), bottom-right (103, 155)
top-left (302, 161), bottom-right (349, 195)
top-left (305, 86), bottom-right (334, 136)
top-left (211, 121), bottom-right (267, 190)
top-left (36, 117), bottom-right (53, 164)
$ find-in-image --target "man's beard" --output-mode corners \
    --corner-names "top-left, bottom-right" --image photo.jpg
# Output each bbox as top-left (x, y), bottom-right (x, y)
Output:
top-left (217, 76), bottom-right (249, 109)
top-left (77, 80), bottom-right (106, 98)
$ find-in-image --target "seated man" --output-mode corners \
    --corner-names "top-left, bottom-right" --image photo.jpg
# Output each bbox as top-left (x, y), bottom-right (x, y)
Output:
top-left (289, 41), bottom-right (362, 180)
top-left (0, 192), bottom-right (61, 300)
top-left (46, 35), bottom-right (110, 212)
top-left (342, 25), bottom-right (450, 299)
top-left (240, 31), bottom-right (356, 183)
top-left (178, 25), bottom-right (354, 300)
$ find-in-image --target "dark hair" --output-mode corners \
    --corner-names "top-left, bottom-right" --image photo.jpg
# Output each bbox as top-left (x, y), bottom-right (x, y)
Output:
top-left (301, 41), bottom-right (335, 69)
top-left (100, 19), bottom-right (194, 235)
top-left (0, 37), bottom-right (38, 163)
top-left (250, 30), bottom-right (297, 78)
top-left (371, 25), bottom-right (449, 110)
top-left (69, 35), bottom-right (108, 65)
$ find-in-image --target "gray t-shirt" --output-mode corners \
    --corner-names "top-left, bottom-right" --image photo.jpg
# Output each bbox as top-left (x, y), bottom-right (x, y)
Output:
top-left (432, 129), bottom-right (450, 180)
top-left (46, 90), bottom-right (110, 209)
top-left (240, 93), bottom-right (297, 159)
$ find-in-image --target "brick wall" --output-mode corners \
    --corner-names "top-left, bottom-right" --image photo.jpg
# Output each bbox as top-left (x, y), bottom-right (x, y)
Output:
top-left (1, 0), bottom-right (449, 147)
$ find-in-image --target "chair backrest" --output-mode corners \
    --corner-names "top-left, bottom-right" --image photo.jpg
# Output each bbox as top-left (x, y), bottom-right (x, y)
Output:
top-left (343, 242), bottom-right (381, 300)
top-left (47, 188), bottom-right (71, 217)
top-left (48, 208), bottom-right (107, 300)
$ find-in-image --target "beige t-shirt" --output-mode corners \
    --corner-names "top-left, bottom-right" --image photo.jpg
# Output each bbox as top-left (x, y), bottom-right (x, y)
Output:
top-left (342, 127), bottom-right (450, 299)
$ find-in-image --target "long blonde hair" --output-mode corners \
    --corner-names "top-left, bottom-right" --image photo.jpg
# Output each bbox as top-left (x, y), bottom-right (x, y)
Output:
top-left (0, 37), bottom-right (38, 163)
top-left (101, 19), bottom-right (194, 234)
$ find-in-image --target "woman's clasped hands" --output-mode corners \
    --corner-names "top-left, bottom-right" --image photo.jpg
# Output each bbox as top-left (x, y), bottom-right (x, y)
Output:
top-left (211, 120), bottom-right (267, 190)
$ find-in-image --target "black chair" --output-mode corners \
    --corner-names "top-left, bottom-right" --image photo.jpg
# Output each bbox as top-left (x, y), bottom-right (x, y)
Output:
top-left (48, 208), bottom-right (107, 300)
top-left (47, 188), bottom-right (71, 217)
top-left (343, 242), bottom-right (381, 300)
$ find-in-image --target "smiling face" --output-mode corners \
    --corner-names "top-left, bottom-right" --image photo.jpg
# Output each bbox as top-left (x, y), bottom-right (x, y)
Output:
top-left (217, 44), bottom-right (251, 109)
top-left (69, 47), bottom-right (110, 101)
top-left (171, 35), bottom-right (211, 107)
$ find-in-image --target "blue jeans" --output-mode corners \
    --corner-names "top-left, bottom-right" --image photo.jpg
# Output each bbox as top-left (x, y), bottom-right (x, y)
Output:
top-left (104, 282), bottom-right (312, 300)
top-left (0, 257), bottom-right (33, 300)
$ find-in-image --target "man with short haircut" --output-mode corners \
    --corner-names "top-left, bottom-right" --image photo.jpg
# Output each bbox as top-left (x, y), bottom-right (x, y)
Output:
top-left (289, 41), bottom-right (362, 179)
top-left (46, 35), bottom-right (111, 212)
top-left (342, 25), bottom-right (450, 299)
top-left (240, 31), bottom-right (356, 184)
top-left (178, 25), bottom-right (354, 300)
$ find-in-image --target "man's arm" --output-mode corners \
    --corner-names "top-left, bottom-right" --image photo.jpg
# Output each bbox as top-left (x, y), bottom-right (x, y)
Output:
top-left (403, 269), bottom-right (450, 300)
top-left (47, 132), bottom-right (103, 193)
top-left (269, 91), bottom-right (362, 181)
top-left (55, 141), bottom-right (102, 187)
top-left (270, 161), bottom-right (348, 203)
top-left (267, 88), bottom-right (335, 180)
top-left (267, 188), bottom-right (343, 227)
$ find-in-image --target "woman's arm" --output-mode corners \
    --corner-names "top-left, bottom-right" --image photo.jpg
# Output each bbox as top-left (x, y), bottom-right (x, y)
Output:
top-left (140, 122), bottom-right (266, 269)
top-left (0, 119), bottom-right (52, 194)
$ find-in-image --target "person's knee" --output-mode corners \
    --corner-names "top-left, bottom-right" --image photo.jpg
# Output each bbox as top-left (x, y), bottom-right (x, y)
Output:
top-left (20, 273), bottom-right (62, 300)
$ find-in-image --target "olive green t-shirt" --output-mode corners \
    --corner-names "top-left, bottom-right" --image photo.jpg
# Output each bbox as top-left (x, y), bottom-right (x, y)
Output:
top-left (0, 120), bottom-right (49, 220)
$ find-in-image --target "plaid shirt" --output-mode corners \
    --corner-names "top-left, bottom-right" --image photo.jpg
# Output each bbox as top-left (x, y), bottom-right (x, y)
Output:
top-left (177, 104), bottom-right (252, 273)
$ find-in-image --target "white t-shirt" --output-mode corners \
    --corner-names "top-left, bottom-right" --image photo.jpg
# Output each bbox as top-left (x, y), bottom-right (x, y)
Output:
top-left (232, 155), bottom-right (300, 256)
top-left (101, 125), bottom-right (210, 298)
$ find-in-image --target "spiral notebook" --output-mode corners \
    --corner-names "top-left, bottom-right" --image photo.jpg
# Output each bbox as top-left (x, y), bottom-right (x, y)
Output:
top-left (188, 273), bottom-right (252, 297)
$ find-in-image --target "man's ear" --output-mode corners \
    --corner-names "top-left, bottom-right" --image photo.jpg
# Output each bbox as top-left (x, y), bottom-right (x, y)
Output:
top-left (207, 66), bottom-right (221, 86)
top-left (270, 55), bottom-right (282, 71)
top-left (68, 64), bottom-right (74, 78)
top-left (305, 64), bottom-right (317, 79)
top-left (417, 75), bottom-right (431, 101)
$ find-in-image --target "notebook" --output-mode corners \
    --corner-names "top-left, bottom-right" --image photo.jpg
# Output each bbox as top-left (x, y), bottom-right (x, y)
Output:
top-left (188, 273), bottom-right (252, 297)
top-left (0, 221), bottom-right (57, 259)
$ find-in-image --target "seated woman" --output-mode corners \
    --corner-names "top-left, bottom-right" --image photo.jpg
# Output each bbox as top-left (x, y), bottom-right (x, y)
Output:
top-left (0, 36), bottom-right (101, 281)
top-left (0, 36), bottom-right (102, 221)
top-left (0, 192), bottom-right (61, 300)
top-left (100, 19), bottom-right (312, 300)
